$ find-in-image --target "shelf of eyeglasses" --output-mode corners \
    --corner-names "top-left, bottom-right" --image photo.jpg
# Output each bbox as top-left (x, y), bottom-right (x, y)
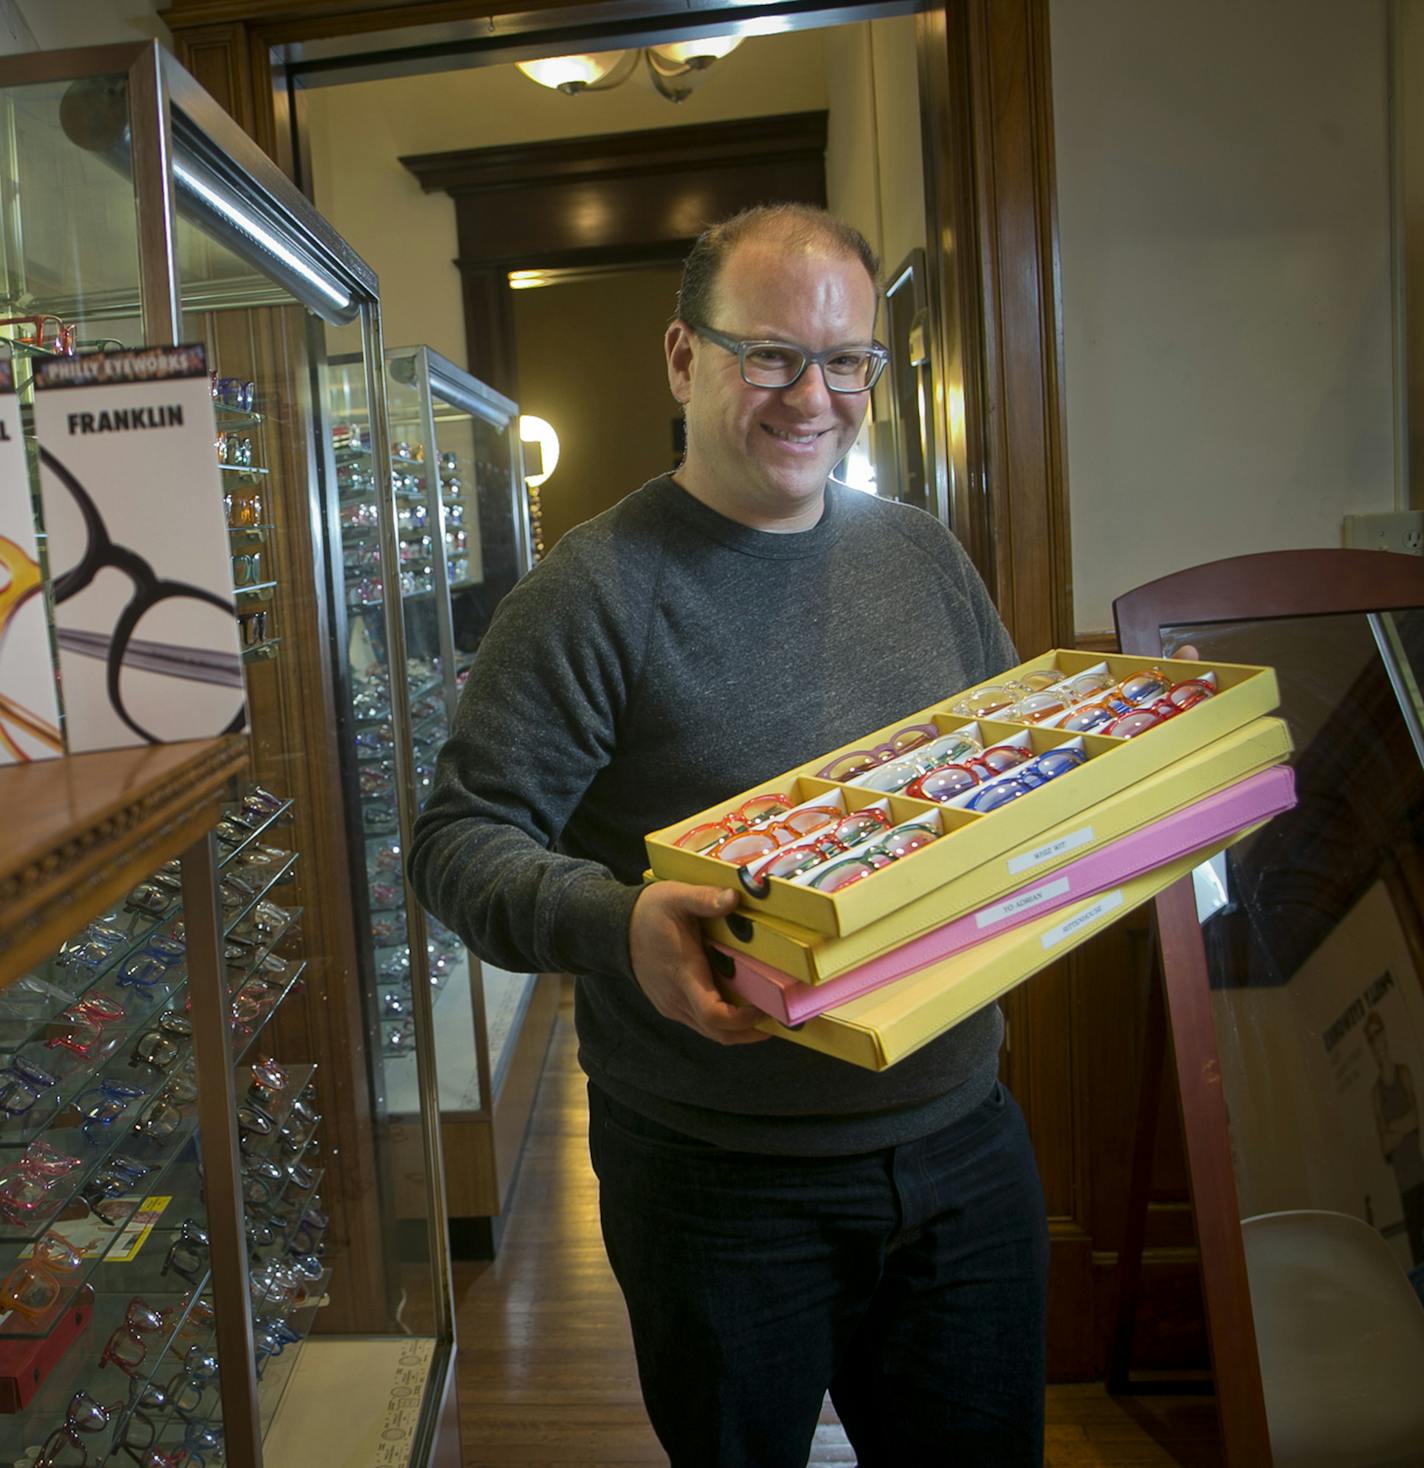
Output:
top-left (256, 1275), bottom-right (330, 1439)
top-left (231, 1068), bottom-right (317, 1173)
top-left (249, 1225), bottom-right (328, 1321)
top-left (35, 1274), bottom-right (231, 1467)
top-left (345, 580), bottom-right (438, 610)
top-left (339, 521), bottom-right (446, 547)
top-left (0, 977), bottom-right (193, 1146)
top-left (216, 461), bottom-right (269, 479)
top-left (0, 1154), bottom-right (222, 1370)
top-left (7, 906), bottom-right (188, 1032)
top-left (247, 1171), bottom-right (324, 1290)
top-left (213, 401), bottom-right (264, 428)
top-left (0, 1279), bottom-right (219, 1468)
top-left (95, 1282), bottom-right (230, 1467)
top-left (353, 728), bottom-right (442, 766)
top-left (0, 1051), bottom-right (204, 1252)
top-left (224, 902), bottom-right (301, 984)
top-left (350, 674), bottom-right (443, 727)
top-left (229, 958), bottom-right (307, 1069)
top-left (226, 523), bottom-right (271, 550)
top-left (217, 856), bottom-right (301, 940)
top-left (337, 478), bottom-right (428, 505)
top-left (231, 579), bottom-right (278, 606)
top-left (225, 906), bottom-right (303, 978)
top-left (0, 1132), bottom-right (205, 1344)
top-left (214, 790), bottom-right (294, 866)
top-left (239, 637), bottom-right (281, 667)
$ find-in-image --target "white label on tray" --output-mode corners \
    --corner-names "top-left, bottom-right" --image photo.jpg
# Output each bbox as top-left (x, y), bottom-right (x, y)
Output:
top-left (1007, 825), bottom-right (1094, 876)
top-left (976, 876), bottom-right (1071, 928)
top-left (1040, 889), bottom-right (1124, 949)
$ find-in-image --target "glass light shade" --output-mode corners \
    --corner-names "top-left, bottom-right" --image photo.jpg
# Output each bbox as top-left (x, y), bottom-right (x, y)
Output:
top-left (647, 35), bottom-right (744, 67)
top-left (515, 51), bottom-right (633, 92)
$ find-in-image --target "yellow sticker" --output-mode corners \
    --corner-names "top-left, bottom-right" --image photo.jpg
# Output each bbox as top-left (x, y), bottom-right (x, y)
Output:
top-left (106, 1195), bottom-right (173, 1263)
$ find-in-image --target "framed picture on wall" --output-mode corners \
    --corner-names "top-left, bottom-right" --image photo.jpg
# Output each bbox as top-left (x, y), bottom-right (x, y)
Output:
top-left (881, 249), bottom-right (934, 515)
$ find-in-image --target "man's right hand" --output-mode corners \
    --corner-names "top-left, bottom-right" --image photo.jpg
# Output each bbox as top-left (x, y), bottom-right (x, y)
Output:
top-left (628, 881), bottom-right (770, 1046)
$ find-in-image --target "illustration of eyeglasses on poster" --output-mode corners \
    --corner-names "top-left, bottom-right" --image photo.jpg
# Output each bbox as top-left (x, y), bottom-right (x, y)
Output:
top-left (30, 344), bottom-right (247, 753)
top-left (0, 358), bottom-right (62, 764)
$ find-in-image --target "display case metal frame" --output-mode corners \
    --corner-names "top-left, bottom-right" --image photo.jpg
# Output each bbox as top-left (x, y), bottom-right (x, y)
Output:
top-left (0, 40), bottom-right (457, 1467)
top-left (330, 341), bottom-right (552, 1246)
top-left (390, 345), bottom-right (536, 1133)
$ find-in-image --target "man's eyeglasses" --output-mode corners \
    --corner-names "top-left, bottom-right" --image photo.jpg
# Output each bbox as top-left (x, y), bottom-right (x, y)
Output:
top-left (689, 323), bottom-right (888, 393)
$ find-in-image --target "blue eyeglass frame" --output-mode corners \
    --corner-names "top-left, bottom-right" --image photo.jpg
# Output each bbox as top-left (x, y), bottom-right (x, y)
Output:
top-left (963, 747), bottom-right (1088, 813)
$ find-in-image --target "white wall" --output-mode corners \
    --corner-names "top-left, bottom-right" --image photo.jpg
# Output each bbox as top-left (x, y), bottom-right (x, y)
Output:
top-left (1051, 0), bottom-right (1396, 635)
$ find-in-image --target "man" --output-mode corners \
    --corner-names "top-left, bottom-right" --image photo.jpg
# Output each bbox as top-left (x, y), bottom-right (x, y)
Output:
top-left (409, 204), bottom-right (1047, 1467)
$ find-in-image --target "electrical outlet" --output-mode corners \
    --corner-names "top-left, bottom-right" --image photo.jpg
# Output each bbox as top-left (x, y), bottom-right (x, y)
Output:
top-left (1342, 511), bottom-right (1424, 555)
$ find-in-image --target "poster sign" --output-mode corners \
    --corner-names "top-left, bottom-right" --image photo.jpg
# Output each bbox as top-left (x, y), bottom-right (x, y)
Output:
top-left (0, 357), bottom-right (62, 764)
top-left (31, 344), bottom-right (246, 753)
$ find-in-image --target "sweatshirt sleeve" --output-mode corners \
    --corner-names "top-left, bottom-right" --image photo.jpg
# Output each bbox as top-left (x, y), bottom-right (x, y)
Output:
top-left (406, 539), bottom-right (645, 980)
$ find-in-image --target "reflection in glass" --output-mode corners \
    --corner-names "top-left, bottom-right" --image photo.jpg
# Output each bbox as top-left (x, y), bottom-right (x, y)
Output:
top-left (1169, 610), bottom-right (1424, 1283)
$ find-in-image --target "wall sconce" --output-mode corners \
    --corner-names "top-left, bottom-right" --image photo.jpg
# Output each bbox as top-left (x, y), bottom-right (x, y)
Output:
top-left (515, 36), bottom-right (744, 103)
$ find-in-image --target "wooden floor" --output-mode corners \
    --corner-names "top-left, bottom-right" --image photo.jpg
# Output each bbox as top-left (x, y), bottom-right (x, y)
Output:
top-left (451, 990), bottom-right (1222, 1467)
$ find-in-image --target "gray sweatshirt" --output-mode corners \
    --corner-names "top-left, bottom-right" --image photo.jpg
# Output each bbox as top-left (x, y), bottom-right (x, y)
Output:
top-left (408, 475), bottom-right (1019, 1154)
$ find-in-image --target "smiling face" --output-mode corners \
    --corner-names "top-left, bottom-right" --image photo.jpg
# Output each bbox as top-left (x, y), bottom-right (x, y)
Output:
top-left (665, 234), bottom-right (878, 532)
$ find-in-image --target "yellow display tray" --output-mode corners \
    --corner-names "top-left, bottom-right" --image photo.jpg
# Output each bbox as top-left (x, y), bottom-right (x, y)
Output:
top-left (762, 836), bottom-right (1240, 1070)
top-left (646, 650), bottom-right (1278, 939)
top-left (704, 715), bottom-right (1292, 983)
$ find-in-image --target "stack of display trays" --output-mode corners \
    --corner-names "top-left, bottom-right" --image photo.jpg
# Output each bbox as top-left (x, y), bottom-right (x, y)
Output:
top-left (646, 651), bottom-right (1292, 1070)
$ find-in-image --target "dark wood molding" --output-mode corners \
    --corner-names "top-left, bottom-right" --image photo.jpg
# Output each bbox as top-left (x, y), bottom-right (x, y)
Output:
top-left (403, 111), bottom-right (826, 395)
top-left (961, 0), bottom-right (1073, 655)
top-left (1075, 629), bottom-right (1120, 654)
top-left (402, 112), bottom-right (828, 197)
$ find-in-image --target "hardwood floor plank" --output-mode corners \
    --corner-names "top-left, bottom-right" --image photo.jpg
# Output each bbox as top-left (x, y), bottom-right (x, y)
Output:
top-left (452, 987), bottom-right (1222, 1466)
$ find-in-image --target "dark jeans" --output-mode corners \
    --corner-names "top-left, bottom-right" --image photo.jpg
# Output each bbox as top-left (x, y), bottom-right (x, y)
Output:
top-left (588, 1080), bottom-right (1048, 1468)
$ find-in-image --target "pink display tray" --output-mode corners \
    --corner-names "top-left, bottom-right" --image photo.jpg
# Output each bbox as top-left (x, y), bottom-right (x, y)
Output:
top-left (716, 764), bottom-right (1296, 1025)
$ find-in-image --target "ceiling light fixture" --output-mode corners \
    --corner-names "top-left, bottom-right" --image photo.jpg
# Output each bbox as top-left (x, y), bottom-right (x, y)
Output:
top-left (515, 35), bottom-right (744, 103)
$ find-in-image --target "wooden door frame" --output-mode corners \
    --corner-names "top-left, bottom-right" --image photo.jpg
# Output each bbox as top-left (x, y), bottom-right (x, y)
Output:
top-left (162, 0), bottom-right (1085, 1367)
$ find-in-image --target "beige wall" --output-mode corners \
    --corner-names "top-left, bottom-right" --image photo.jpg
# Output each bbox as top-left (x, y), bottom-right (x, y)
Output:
top-left (305, 31), bottom-right (831, 370)
top-left (1051, 0), bottom-right (1397, 636)
top-left (305, 18), bottom-right (933, 523)
top-left (512, 266), bottom-right (683, 547)
top-left (822, 18), bottom-right (927, 283)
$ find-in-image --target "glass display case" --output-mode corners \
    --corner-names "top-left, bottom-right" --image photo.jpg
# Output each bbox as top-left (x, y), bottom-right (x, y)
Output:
top-left (327, 344), bottom-right (554, 1244)
top-left (0, 43), bottom-right (457, 1467)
